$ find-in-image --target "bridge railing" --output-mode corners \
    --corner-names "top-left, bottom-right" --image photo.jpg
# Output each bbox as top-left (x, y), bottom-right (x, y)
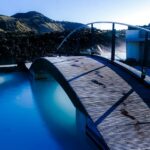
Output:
top-left (57, 21), bottom-right (150, 81)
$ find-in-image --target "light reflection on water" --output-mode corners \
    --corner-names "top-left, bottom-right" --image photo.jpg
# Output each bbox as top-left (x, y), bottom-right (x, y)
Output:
top-left (0, 72), bottom-right (95, 150)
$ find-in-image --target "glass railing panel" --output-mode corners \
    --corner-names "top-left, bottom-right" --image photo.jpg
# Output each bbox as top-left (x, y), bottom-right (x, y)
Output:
top-left (114, 24), bottom-right (127, 62)
top-left (92, 23), bottom-right (112, 59)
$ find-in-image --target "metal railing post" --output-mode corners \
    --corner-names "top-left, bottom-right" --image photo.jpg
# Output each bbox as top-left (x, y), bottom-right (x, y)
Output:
top-left (91, 23), bottom-right (94, 55)
top-left (111, 23), bottom-right (116, 61)
top-left (141, 31), bottom-right (148, 79)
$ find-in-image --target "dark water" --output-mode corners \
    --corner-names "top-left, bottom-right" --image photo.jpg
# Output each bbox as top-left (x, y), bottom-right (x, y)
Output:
top-left (0, 72), bottom-right (96, 150)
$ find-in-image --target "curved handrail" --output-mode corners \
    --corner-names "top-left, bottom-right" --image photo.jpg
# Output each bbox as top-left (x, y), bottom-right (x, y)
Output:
top-left (57, 21), bottom-right (150, 80)
top-left (57, 21), bottom-right (150, 51)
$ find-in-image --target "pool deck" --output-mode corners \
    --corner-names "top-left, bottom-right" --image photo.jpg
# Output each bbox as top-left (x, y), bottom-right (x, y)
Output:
top-left (34, 56), bottom-right (150, 150)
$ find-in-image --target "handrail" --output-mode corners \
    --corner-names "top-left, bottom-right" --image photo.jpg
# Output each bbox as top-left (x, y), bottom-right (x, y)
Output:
top-left (57, 21), bottom-right (150, 51)
top-left (57, 21), bottom-right (150, 80)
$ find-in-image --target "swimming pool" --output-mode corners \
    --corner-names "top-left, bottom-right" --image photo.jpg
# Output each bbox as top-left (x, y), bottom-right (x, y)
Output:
top-left (0, 71), bottom-right (97, 150)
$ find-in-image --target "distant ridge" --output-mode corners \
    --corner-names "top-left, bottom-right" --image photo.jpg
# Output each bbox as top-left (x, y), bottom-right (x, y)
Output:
top-left (12, 11), bottom-right (52, 20)
top-left (0, 11), bottom-right (84, 33)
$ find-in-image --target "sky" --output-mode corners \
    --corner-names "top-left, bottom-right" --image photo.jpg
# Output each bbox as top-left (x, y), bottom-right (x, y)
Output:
top-left (0, 0), bottom-right (150, 26)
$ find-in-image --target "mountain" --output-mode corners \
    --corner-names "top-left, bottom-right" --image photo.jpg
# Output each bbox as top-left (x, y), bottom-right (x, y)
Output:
top-left (0, 11), bottom-right (84, 33)
top-left (12, 11), bottom-right (64, 33)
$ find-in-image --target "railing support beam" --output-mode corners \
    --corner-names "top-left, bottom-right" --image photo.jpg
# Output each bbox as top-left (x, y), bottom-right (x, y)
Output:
top-left (141, 31), bottom-right (148, 79)
top-left (111, 23), bottom-right (116, 62)
top-left (91, 23), bottom-right (94, 54)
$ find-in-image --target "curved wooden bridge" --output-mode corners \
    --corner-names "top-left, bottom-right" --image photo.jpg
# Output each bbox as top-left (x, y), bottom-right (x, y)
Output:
top-left (30, 55), bottom-right (150, 150)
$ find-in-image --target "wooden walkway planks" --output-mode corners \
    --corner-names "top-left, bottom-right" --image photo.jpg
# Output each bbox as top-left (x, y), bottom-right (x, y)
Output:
top-left (44, 56), bottom-right (150, 150)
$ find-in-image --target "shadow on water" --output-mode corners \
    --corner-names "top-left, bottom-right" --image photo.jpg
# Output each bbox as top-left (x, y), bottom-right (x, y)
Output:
top-left (30, 74), bottom-right (97, 150)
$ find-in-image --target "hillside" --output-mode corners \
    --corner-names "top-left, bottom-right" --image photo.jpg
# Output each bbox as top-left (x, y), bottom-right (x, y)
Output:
top-left (0, 11), bottom-right (84, 33)
top-left (0, 15), bottom-right (31, 32)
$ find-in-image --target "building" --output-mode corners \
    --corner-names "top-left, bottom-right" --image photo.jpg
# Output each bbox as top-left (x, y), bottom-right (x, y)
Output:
top-left (126, 26), bottom-right (150, 66)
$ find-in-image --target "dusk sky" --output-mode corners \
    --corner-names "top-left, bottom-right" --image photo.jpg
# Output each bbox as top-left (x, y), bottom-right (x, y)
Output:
top-left (0, 0), bottom-right (150, 26)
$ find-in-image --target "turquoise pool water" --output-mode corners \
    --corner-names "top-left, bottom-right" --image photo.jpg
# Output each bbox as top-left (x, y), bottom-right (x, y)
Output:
top-left (0, 72), bottom-right (95, 150)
